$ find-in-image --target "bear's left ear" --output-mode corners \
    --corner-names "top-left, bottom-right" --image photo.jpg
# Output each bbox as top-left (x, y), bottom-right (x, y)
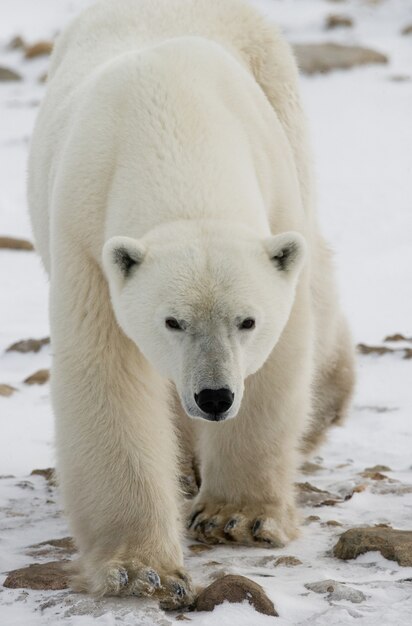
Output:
top-left (264, 231), bottom-right (307, 278)
top-left (102, 236), bottom-right (146, 288)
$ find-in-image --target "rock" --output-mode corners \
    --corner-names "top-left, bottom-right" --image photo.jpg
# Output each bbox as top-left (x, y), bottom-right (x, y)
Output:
top-left (325, 15), bottom-right (353, 29)
top-left (175, 615), bottom-right (191, 621)
top-left (0, 67), bottom-right (22, 82)
top-left (296, 482), bottom-right (340, 507)
top-left (194, 574), bottom-right (277, 617)
top-left (27, 537), bottom-right (76, 558)
top-left (30, 467), bottom-right (56, 486)
top-left (0, 384), bottom-right (17, 397)
top-left (384, 333), bottom-right (412, 342)
top-left (358, 343), bottom-right (412, 360)
top-left (301, 461), bottom-right (324, 474)
top-left (255, 554), bottom-right (302, 568)
top-left (8, 35), bottom-right (25, 50)
top-left (401, 25), bottom-right (412, 36)
top-left (274, 555), bottom-right (302, 567)
top-left (3, 560), bottom-right (69, 590)
top-left (358, 343), bottom-right (392, 355)
top-left (0, 236), bottom-right (33, 250)
top-left (389, 75), bottom-right (411, 83)
top-left (334, 527), bottom-right (412, 566)
top-left (188, 544), bottom-right (213, 554)
top-left (293, 43), bottom-right (388, 75)
top-left (6, 337), bottom-right (50, 353)
top-left (24, 41), bottom-right (53, 59)
top-left (24, 369), bottom-right (50, 385)
top-left (364, 464), bottom-right (391, 472)
top-left (324, 520), bottom-right (343, 527)
top-left (360, 470), bottom-right (393, 481)
top-left (305, 579), bottom-right (366, 603)
top-left (304, 515), bottom-right (321, 525)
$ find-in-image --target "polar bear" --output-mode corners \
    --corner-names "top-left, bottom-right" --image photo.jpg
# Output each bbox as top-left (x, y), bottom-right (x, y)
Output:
top-left (28, 0), bottom-right (355, 609)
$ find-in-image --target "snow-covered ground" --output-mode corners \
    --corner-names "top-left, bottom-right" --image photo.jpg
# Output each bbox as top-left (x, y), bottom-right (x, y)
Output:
top-left (1, 0), bottom-right (412, 624)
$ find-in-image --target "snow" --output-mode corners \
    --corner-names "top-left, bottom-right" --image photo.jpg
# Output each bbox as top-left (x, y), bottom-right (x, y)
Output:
top-left (1, 0), bottom-right (412, 624)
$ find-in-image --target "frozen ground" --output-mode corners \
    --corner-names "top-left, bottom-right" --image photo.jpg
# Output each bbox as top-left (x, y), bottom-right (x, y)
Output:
top-left (1, 0), bottom-right (412, 624)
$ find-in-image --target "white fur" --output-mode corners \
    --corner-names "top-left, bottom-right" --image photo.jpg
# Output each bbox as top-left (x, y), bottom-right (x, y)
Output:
top-left (28, 0), bottom-right (354, 604)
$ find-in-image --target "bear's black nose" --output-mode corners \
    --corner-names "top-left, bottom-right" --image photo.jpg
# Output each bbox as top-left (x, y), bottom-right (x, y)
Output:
top-left (194, 388), bottom-right (234, 419)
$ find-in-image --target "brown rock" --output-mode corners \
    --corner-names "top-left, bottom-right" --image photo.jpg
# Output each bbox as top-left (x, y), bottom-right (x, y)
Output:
top-left (296, 481), bottom-right (340, 507)
top-left (358, 343), bottom-right (412, 360)
top-left (293, 43), bottom-right (388, 75)
top-left (0, 384), bottom-right (17, 397)
top-left (357, 343), bottom-right (392, 356)
top-left (8, 35), bottom-right (25, 50)
top-left (0, 236), bottom-right (33, 250)
top-left (3, 560), bottom-right (69, 590)
top-left (384, 333), bottom-right (412, 342)
top-left (195, 574), bottom-right (277, 617)
top-left (324, 520), bottom-right (343, 527)
top-left (360, 470), bottom-right (391, 481)
top-left (401, 25), bottom-right (412, 36)
top-left (334, 527), bottom-right (412, 566)
top-left (304, 515), bottom-right (321, 525)
top-left (301, 461), bottom-right (324, 474)
top-left (0, 67), bottom-right (22, 82)
top-left (176, 616), bottom-right (191, 622)
top-left (364, 464), bottom-right (391, 472)
top-left (30, 467), bottom-right (56, 486)
top-left (274, 555), bottom-right (302, 567)
top-left (24, 41), bottom-right (53, 59)
top-left (325, 15), bottom-right (353, 29)
top-left (27, 537), bottom-right (76, 558)
top-left (7, 337), bottom-right (50, 353)
top-left (24, 369), bottom-right (50, 385)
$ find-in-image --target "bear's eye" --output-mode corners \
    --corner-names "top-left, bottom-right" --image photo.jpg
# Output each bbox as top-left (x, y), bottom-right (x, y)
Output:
top-left (239, 318), bottom-right (255, 330)
top-left (165, 317), bottom-right (183, 331)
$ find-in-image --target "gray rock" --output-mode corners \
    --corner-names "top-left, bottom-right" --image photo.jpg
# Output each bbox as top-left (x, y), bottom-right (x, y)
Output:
top-left (0, 67), bottom-right (22, 82)
top-left (305, 579), bottom-right (366, 603)
top-left (293, 43), bottom-right (388, 75)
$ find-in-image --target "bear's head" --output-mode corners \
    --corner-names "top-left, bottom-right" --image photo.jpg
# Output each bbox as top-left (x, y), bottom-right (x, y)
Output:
top-left (103, 222), bottom-right (306, 422)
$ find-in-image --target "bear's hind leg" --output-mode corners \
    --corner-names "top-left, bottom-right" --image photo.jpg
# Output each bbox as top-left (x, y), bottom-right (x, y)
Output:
top-left (302, 318), bottom-right (356, 455)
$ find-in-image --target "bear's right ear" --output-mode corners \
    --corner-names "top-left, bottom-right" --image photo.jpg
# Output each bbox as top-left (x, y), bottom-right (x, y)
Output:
top-left (102, 236), bottom-right (146, 287)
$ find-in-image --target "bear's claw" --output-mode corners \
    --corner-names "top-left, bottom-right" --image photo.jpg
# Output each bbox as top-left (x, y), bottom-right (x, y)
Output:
top-left (187, 501), bottom-right (296, 547)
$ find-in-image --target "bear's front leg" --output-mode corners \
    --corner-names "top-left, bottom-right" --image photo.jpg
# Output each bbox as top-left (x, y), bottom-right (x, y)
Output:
top-left (51, 255), bottom-right (194, 609)
top-left (187, 340), bottom-right (312, 548)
